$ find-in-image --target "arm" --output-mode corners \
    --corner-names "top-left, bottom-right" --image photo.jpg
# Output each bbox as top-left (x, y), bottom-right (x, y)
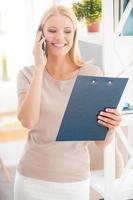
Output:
top-left (17, 69), bottom-right (44, 129)
top-left (95, 108), bottom-right (122, 150)
top-left (17, 31), bottom-right (47, 129)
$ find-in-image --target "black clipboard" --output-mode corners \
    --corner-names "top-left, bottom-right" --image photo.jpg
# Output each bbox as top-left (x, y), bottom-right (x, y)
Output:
top-left (56, 76), bottom-right (128, 141)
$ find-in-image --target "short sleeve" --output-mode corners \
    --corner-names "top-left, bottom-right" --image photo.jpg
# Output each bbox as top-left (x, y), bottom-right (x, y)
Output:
top-left (95, 66), bottom-right (104, 77)
top-left (79, 64), bottom-right (104, 77)
top-left (17, 66), bottom-right (35, 96)
top-left (17, 70), bottom-right (30, 96)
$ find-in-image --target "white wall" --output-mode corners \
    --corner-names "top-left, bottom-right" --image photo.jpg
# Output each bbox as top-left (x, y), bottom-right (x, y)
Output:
top-left (0, 0), bottom-right (53, 81)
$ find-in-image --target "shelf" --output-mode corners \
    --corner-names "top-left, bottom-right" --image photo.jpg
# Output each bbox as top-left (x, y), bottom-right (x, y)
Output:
top-left (90, 169), bottom-right (133, 199)
top-left (77, 23), bottom-right (103, 45)
top-left (121, 114), bottom-right (133, 126)
top-left (79, 31), bottom-right (103, 46)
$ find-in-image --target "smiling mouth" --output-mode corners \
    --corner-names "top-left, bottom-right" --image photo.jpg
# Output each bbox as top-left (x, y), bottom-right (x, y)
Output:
top-left (51, 43), bottom-right (67, 47)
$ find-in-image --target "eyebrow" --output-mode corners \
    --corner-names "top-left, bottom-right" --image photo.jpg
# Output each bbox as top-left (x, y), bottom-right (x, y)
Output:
top-left (47, 26), bottom-right (73, 29)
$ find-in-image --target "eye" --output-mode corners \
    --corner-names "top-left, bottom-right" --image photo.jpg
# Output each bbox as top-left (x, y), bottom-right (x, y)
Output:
top-left (64, 30), bottom-right (72, 34)
top-left (48, 29), bottom-right (56, 33)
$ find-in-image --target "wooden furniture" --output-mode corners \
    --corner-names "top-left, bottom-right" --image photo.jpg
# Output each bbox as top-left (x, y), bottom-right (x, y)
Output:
top-left (0, 111), bottom-right (27, 142)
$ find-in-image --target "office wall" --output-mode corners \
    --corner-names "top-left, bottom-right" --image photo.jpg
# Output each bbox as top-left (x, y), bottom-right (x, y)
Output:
top-left (79, 40), bottom-right (103, 68)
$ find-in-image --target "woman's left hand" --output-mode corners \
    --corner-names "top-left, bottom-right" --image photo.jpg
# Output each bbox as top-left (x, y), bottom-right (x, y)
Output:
top-left (97, 108), bottom-right (122, 131)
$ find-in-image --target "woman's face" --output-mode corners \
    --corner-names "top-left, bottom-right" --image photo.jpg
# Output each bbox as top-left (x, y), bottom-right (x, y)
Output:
top-left (43, 14), bottom-right (75, 57)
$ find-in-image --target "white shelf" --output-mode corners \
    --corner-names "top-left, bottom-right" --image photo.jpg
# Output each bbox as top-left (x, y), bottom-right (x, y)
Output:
top-left (77, 22), bottom-right (103, 45)
top-left (121, 114), bottom-right (133, 126)
top-left (91, 114), bottom-right (133, 199)
top-left (91, 169), bottom-right (133, 200)
top-left (79, 31), bottom-right (103, 46)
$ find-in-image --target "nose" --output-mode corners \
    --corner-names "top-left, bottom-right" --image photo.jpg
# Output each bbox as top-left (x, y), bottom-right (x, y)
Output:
top-left (55, 31), bottom-right (65, 40)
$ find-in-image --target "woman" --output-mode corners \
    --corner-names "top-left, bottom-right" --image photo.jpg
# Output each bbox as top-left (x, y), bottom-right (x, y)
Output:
top-left (14, 5), bottom-right (121, 200)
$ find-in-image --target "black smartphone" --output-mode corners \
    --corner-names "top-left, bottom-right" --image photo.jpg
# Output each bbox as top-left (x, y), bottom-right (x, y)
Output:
top-left (42, 41), bottom-right (45, 51)
top-left (41, 37), bottom-right (46, 52)
top-left (40, 31), bottom-right (46, 52)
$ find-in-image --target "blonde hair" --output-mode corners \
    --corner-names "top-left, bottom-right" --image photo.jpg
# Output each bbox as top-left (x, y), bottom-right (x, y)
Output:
top-left (37, 5), bottom-right (87, 67)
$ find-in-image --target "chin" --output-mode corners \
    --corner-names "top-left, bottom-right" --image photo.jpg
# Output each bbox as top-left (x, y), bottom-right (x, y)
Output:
top-left (50, 49), bottom-right (71, 57)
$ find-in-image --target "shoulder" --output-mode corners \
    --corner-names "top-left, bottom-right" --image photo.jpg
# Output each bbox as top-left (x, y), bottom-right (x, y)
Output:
top-left (18, 65), bottom-right (35, 82)
top-left (79, 64), bottom-right (103, 77)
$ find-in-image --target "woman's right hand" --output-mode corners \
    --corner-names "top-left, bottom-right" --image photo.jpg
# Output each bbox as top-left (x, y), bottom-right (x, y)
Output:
top-left (33, 31), bottom-right (47, 72)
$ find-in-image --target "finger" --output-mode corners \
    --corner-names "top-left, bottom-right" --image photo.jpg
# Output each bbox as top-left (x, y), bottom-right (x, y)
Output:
top-left (105, 108), bottom-right (121, 116)
top-left (97, 115), bottom-right (120, 126)
top-left (36, 31), bottom-right (42, 42)
top-left (97, 119), bottom-right (115, 130)
top-left (99, 111), bottom-right (122, 122)
top-left (40, 37), bottom-right (46, 44)
top-left (34, 37), bottom-right (45, 50)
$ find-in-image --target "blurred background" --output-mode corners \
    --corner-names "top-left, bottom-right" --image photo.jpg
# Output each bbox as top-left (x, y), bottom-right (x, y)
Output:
top-left (0, 0), bottom-right (133, 200)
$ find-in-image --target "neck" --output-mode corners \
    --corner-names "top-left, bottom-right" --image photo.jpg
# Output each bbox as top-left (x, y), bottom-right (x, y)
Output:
top-left (46, 54), bottom-right (77, 76)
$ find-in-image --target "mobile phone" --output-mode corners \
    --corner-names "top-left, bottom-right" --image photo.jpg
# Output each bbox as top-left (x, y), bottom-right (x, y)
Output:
top-left (42, 40), bottom-right (46, 52)
top-left (41, 37), bottom-right (46, 52)
top-left (40, 32), bottom-right (46, 52)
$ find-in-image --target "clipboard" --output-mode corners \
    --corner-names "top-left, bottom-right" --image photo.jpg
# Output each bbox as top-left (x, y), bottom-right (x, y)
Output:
top-left (56, 76), bottom-right (128, 141)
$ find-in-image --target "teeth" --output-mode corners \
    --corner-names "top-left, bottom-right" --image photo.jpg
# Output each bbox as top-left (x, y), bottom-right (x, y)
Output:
top-left (53, 43), bottom-right (66, 47)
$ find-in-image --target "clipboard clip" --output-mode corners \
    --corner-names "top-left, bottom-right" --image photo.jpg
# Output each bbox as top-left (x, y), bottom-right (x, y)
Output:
top-left (88, 80), bottom-right (112, 85)
top-left (92, 80), bottom-right (96, 84)
top-left (108, 80), bottom-right (112, 85)
top-left (87, 80), bottom-right (96, 85)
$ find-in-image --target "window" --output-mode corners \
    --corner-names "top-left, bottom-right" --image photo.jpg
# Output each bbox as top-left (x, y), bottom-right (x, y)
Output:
top-left (114, 0), bottom-right (133, 36)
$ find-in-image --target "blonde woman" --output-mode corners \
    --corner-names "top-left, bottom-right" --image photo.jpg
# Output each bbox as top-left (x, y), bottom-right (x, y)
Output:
top-left (14, 5), bottom-right (121, 200)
